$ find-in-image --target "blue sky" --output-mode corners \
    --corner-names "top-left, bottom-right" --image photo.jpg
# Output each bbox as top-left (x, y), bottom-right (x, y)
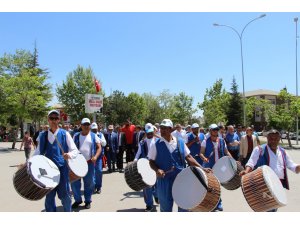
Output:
top-left (1, 12), bottom-right (300, 112)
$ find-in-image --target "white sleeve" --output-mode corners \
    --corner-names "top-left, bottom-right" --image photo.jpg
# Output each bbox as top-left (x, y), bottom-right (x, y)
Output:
top-left (66, 132), bottom-right (79, 159)
top-left (201, 140), bottom-right (207, 148)
top-left (285, 151), bottom-right (298, 173)
top-left (33, 144), bottom-right (40, 156)
top-left (246, 146), bottom-right (261, 169)
top-left (100, 134), bottom-right (107, 147)
top-left (95, 134), bottom-right (101, 144)
top-left (184, 143), bottom-right (191, 157)
top-left (134, 143), bottom-right (142, 161)
top-left (147, 141), bottom-right (157, 161)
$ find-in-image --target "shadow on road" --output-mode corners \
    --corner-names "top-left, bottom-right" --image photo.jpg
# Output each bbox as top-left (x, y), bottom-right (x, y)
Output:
top-left (117, 205), bottom-right (158, 212)
top-left (120, 191), bottom-right (143, 201)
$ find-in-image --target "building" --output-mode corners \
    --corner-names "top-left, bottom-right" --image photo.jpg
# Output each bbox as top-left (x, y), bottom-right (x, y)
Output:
top-left (245, 89), bottom-right (279, 131)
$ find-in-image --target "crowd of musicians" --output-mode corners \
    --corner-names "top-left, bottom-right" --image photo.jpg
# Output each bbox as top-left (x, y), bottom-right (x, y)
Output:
top-left (27, 109), bottom-right (300, 212)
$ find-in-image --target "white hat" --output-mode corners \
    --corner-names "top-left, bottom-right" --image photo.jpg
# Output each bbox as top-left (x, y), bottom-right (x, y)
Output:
top-left (91, 122), bottom-right (98, 130)
top-left (160, 119), bottom-right (173, 128)
top-left (209, 124), bottom-right (219, 130)
top-left (48, 110), bottom-right (60, 117)
top-left (191, 123), bottom-right (200, 129)
top-left (145, 123), bottom-right (154, 133)
top-left (81, 118), bottom-right (91, 124)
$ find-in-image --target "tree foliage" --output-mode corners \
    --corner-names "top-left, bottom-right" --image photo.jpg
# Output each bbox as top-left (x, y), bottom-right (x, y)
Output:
top-left (198, 79), bottom-right (230, 126)
top-left (172, 92), bottom-right (196, 125)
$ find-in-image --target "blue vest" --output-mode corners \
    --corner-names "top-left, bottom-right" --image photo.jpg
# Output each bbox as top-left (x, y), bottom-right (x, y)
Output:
top-left (138, 139), bottom-right (149, 159)
top-left (203, 137), bottom-right (225, 169)
top-left (39, 129), bottom-right (68, 167)
top-left (187, 133), bottom-right (203, 165)
top-left (97, 132), bottom-right (105, 157)
top-left (73, 132), bottom-right (97, 158)
top-left (254, 144), bottom-right (289, 189)
top-left (155, 138), bottom-right (186, 179)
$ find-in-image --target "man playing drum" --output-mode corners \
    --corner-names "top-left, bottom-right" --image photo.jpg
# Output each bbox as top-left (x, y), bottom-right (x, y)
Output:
top-left (33, 110), bottom-right (79, 212)
top-left (148, 119), bottom-right (210, 212)
top-left (200, 123), bottom-right (233, 211)
top-left (240, 129), bottom-right (300, 211)
top-left (71, 118), bottom-right (102, 209)
top-left (134, 123), bottom-right (158, 212)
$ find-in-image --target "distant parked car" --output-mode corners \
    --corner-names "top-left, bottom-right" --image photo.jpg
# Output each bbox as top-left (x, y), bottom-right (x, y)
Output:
top-left (257, 131), bottom-right (263, 136)
top-left (281, 132), bottom-right (287, 139)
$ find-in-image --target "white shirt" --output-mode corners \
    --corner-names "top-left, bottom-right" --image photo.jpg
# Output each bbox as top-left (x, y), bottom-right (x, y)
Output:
top-left (171, 130), bottom-right (188, 143)
top-left (135, 138), bottom-right (155, 161)
top-left (77, 133), bottom-right (101, 161)
top-left (148, 136), bottom-right (190, 161)
top-left (97, 132), bottom-right (107, 147)
top-left (246, 145), bottom-right (298, 179)
top-left (201, 139), bottom-right (228, 162)
top-left (34, 128), bottom-right (79, 159)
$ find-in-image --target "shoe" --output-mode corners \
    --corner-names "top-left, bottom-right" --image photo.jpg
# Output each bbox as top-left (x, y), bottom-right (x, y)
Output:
top-left (154, 197), bottom-right (159, 204)
top-left (85, 203), bottom-right (91, 209)
top-left (217, 207), bottom-right (223, 212)
top-left (95, 188), bottom-right (101, 194)
top-left (145, 206), bottom-right (153, 212)
top-left (119, 169), bottom-right (124, 173)
top-left (72, 201), bottom-right (82, 209)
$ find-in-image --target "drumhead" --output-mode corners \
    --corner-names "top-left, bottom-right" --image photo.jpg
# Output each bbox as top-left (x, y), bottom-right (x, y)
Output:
top-left (137, 158), bottom-right (156, 186)
top-left (213, 156), bottom-right (236, 183)
top-left (172, 167), bottom-right (208, 210)
top-left (68, 154), bottom-right (88, 178)
top-left (262, 166), bottom-right (287, 206)
top-left (28, 155), bottom-right (60, 188)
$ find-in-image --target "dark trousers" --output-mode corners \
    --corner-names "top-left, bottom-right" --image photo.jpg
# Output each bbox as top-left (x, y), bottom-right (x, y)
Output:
top-left (105, 149), bottom-right (116, 171)
top-left (125, 144), bottom-right (135, 163)
top-left (24, 148), bottom-right (31, 161)
top-left (228, 149), bottom-right (239, 161)
top-left (242, 153), bottom-right (252, 167)
top-left (116, 147), bottom-right (125, 169)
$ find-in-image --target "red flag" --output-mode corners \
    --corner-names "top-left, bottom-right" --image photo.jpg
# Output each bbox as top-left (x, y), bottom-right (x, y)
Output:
top-left (94, 79), bottom-right (101, 93)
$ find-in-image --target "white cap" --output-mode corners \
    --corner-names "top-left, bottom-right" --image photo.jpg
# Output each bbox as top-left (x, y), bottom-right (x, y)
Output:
top-left (209, 124), bottom-right (219, 130)
top-left (160, 119), bottom-right (173, 128)
top-left (81, 118), bottom-right (91, 124)
top-left (48, 110), bottom-right (60, 117)
top-left (91, 122), bottom-right (98, 130)
top-left (145, 123), bottom-right (154, 133)
top-left (191, 123), bottom-right (200, 129)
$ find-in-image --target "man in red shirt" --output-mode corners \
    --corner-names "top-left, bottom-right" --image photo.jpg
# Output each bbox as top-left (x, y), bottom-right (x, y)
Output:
top-left (121, 120), bottom-right (136, 163)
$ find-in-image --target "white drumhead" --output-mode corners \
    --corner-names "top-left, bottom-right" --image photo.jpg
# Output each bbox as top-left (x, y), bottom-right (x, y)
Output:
top-left (213, 156), bottom-right (236, 183)
top-left (262, 166), bottom-right (287, 206)
top-left (172, 167), bottom-right (208, 210)
top-left (68, 154), bottom-right (88, 177)
top-left (137, 158), bottom-right (156, 186)
top-left (28, 155), bottom-right (60, 188)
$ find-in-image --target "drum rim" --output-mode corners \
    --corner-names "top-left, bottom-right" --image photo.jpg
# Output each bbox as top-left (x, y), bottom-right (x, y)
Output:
top-left (137, 158), bottom-right (156, 186)
top-left (261, 165), bottom-right (287, 207)
top-left (213, 156), bottom-right (237, 183)
top-left (67, 153), bottom-right (88, 178)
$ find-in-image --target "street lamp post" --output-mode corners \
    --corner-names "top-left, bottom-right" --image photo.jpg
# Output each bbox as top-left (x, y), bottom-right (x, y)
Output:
top-left (295, 17), bottom-right (299, 145)
top-left (213, 14), bottom-right (266, 126)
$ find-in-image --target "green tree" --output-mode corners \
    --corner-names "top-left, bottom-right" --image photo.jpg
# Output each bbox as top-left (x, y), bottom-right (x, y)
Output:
top-left (0, 49), bottom-right (52, 135)
top-left (142, 93), bottom-right (164, 124)
top-left (157, 89), bottom-right (176, 119)
top-left (226, 77), bottom-right (243, 126)
top-left (56, 65), bottom-right (103, 123)
top-left (126, 92), bottom-right (147, 125)
top-left (245, 97), bottom-right (272, 127)
top-left (198, 79), bottom-right (230, 126)
top-left (268, 88), bottom-right (296, 147)
top-left (172, 92), bottom-right (197, 125)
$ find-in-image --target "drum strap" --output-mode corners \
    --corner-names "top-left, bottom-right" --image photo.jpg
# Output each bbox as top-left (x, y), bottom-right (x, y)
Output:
top-left (54, 135), bottom-right (66, 157)
top-left (190, 166), bottom-right (215, 193)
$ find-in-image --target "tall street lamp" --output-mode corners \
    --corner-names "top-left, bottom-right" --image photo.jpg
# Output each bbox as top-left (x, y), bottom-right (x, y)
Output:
top-left (213, 14), bottom-right (266, 126)
top-left (295, 17), bottom-right (299, 145)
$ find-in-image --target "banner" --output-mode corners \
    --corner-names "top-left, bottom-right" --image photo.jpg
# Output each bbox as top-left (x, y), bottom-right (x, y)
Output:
top-left (85, 94), bottom-right (103, 114)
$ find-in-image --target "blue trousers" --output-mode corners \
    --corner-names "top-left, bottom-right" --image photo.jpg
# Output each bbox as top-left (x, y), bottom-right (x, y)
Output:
top-left (94, 157), bottom-right (103, 190)
top-left (71, 162), bottom-right (95, 204)
top-left (105, 150), bottom-right (116, 170)
top-left (45, 164), bottom-right (71, 212)
top-left (143, 187), bottom-right (154, 207)
top-left (157, 177), bottom-right (188, 212)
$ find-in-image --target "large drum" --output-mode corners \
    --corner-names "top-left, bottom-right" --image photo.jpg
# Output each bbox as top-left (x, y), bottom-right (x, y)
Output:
top-left (213, 156), bottom-right (244, 190)
top-left (241, 165), bottom-right (287, 212)
top-left (172, 167), bottom-right (221, 212)
top-left (68, 153), bottom-right (88, 183)
top-left (13, 155), bottom-right (60, 201)
top-left (124, 158), bottom-right (156, 191)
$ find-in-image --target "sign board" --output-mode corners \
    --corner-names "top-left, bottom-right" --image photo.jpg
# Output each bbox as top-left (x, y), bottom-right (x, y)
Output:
top-left (85, 94), bottom-right (103, 114)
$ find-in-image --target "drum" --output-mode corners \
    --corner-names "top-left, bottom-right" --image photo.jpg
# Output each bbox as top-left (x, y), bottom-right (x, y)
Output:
top-left (68, 153), bottom-right (88, 183)
top-left (13, 155), bottom-right (60, 201)
top-left (124, 158), bottom-right (156, 191)
top-left (213, 156), bottom-right (244, 190)
top-left (241, 165), bottom-right (287, 212)
top-left (172, 167), bottom-right (221, 212)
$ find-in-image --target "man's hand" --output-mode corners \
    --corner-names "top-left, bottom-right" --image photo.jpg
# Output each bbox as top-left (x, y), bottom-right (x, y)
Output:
top-left (91, 156), bottom-right (97, 164)
top-left (63, 153), bottom-right (71, 160)
top-left (156, 169), bottom-right (165, 178)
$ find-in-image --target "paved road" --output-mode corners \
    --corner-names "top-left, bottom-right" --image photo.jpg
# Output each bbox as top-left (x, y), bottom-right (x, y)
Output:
top-left (1, 141), bottom-right (300, 212)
